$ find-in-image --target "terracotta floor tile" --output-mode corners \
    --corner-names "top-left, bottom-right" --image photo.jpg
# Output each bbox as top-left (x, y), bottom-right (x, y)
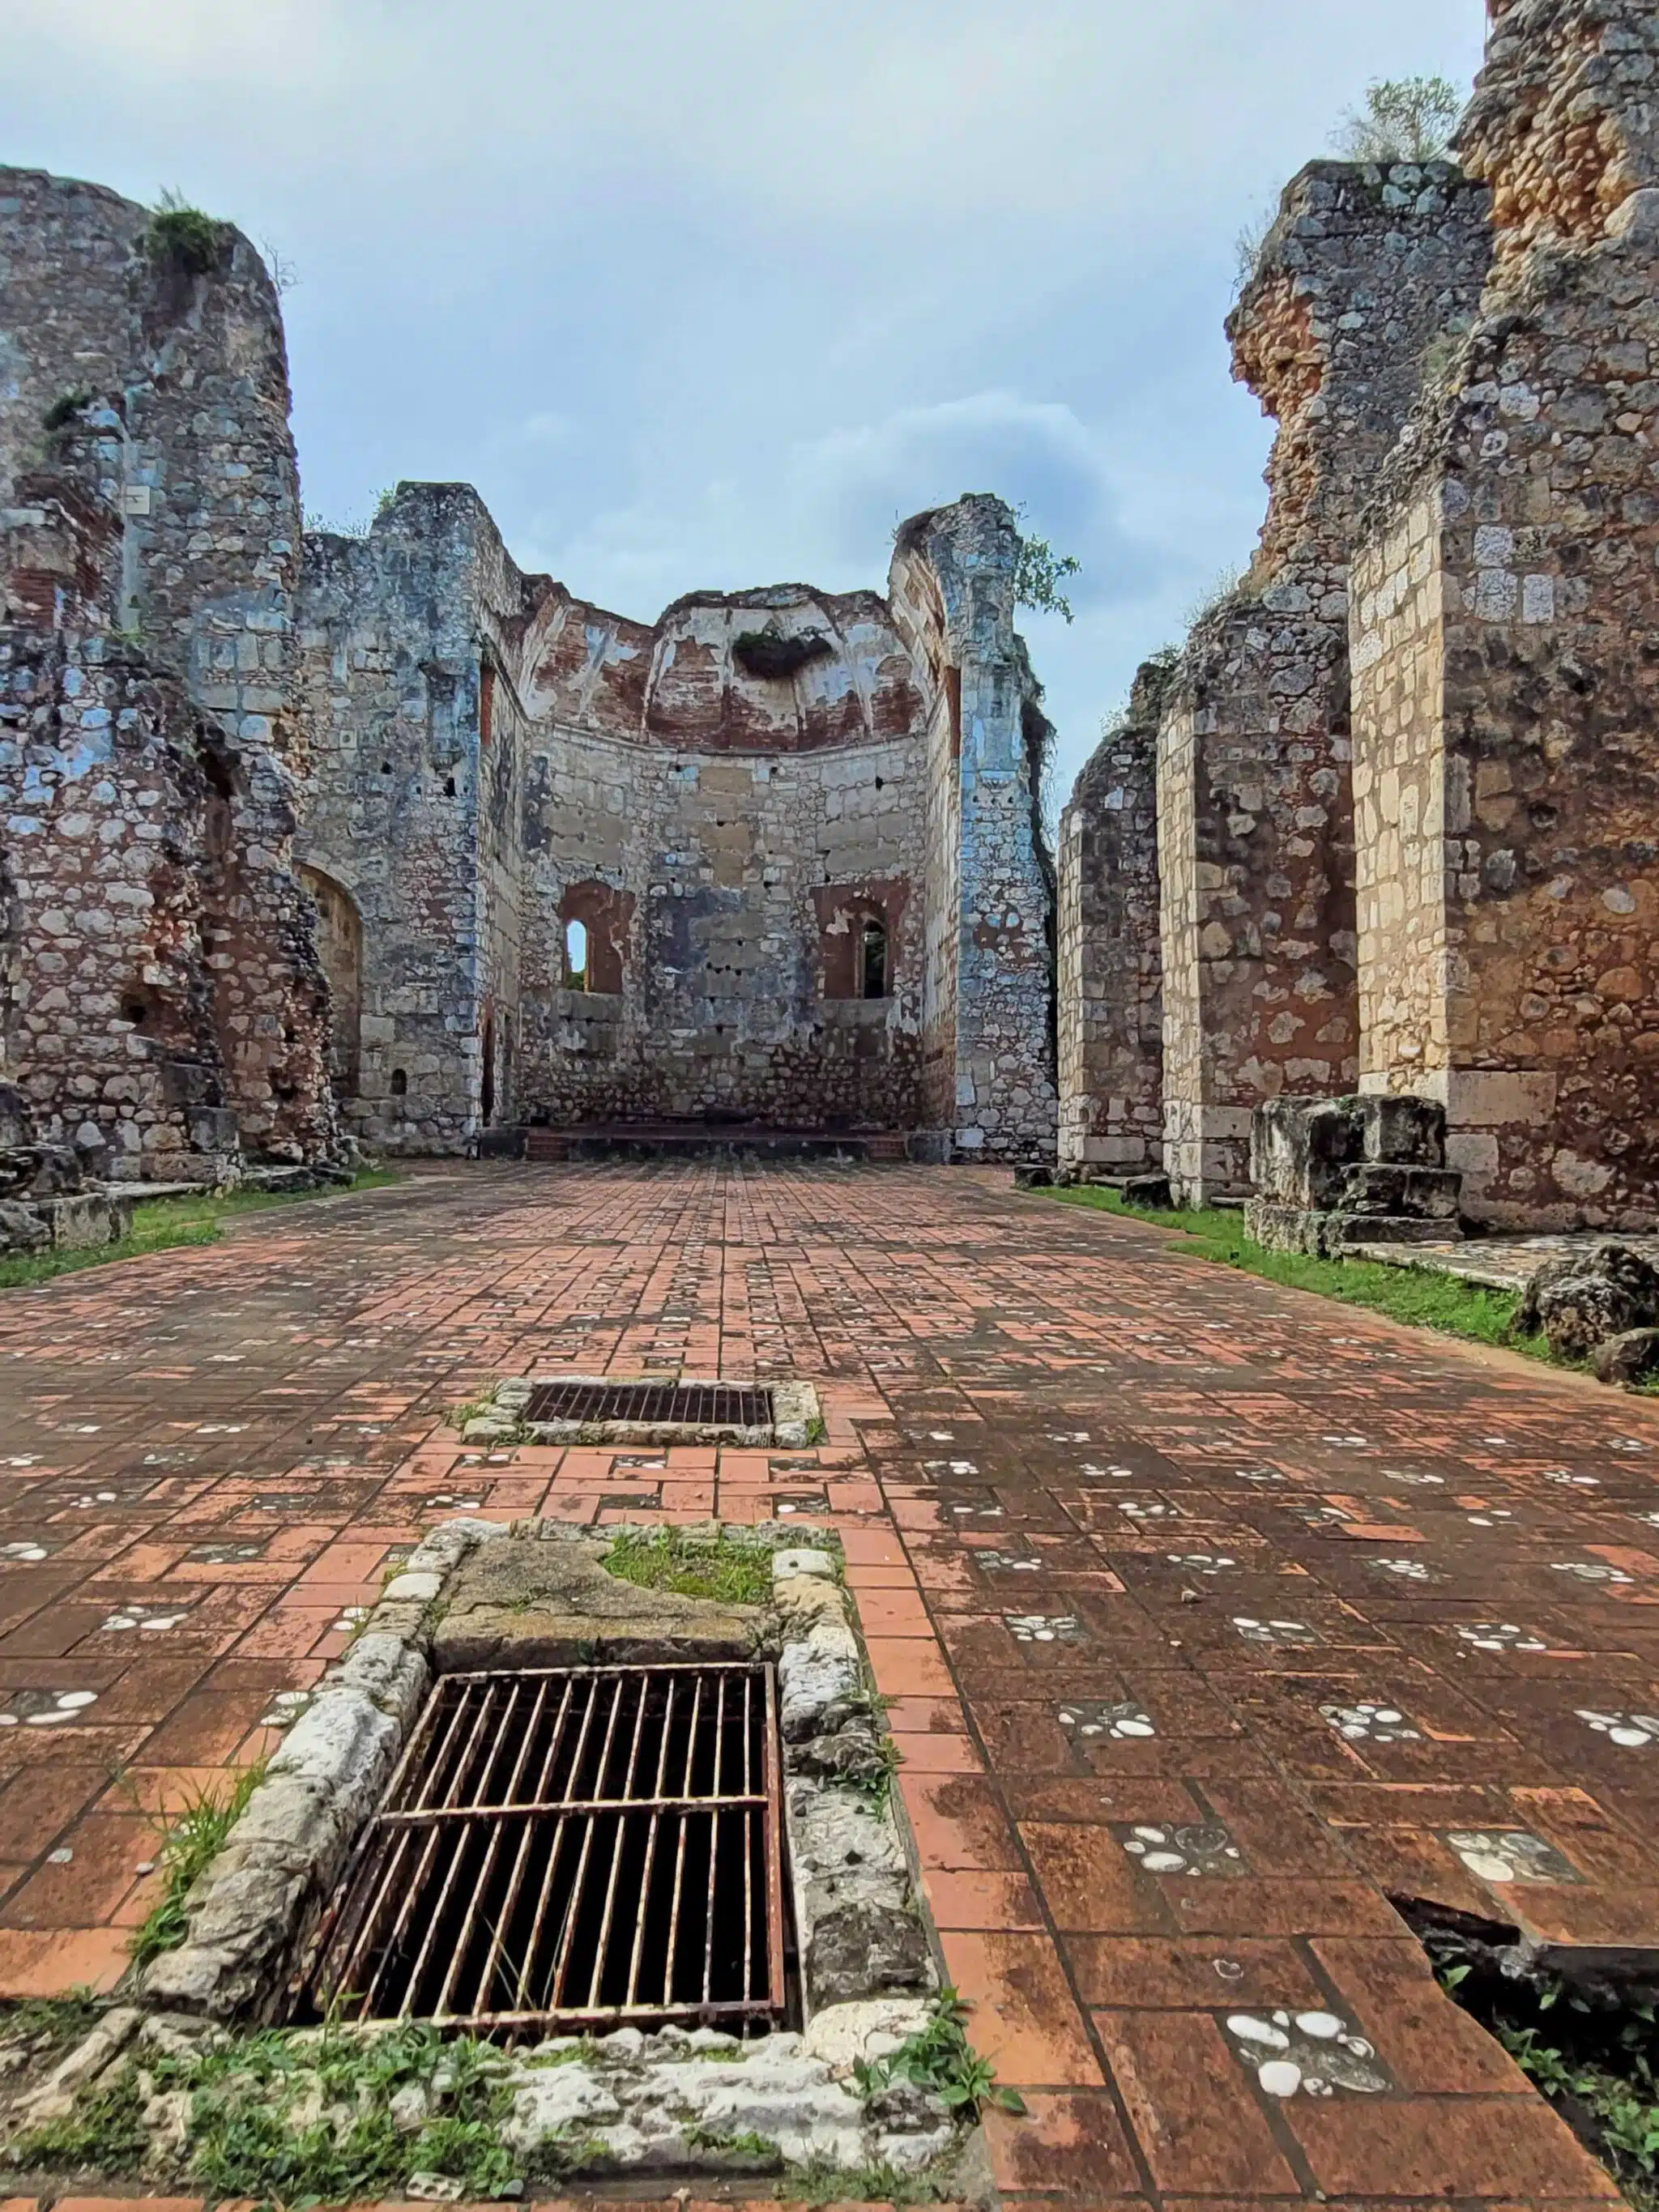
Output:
top-left (899, 1773), bottom-right (1023, 1870)
top-left (918, 1867), bottom-right (1044, 1929)
top-left (980, 2088), bottom-right (1143, 2197)
top-left (1091, 2008), bottom-right (1299, 2193)
top-left (1287, 2092), bottom-right (1618, 2199)
top-left (938, 1929), bottom-right (1104, 2087)
top-left (1071, 1933), bottom-right (1325, 2010)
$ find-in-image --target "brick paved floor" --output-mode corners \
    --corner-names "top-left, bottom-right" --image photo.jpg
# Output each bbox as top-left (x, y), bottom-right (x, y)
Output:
top-left (3, 1160), bottom-right (1657, 2206)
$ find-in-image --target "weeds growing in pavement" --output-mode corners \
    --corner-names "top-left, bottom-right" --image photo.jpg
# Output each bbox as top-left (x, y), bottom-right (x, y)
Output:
top-left (1427, 1928), bottom-right (1659, 2210)
top-left (854, 1986), bottom-right (1025, 2116)
top-left (127, 1762), bottom-right (264, 1968)
top-left (603, 1525), bottom-right (773, 1606)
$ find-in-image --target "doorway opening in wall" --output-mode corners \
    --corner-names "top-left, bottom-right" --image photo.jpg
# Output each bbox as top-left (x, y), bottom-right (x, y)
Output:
top-left (860, 916), bottom-right (889, 1000)
top-left (564, 918), bottom-right (589, 991)
top-left (481, 1013), bottom-right (495, 1126)
top-left (302, 1663), bottom-right (787, 2036)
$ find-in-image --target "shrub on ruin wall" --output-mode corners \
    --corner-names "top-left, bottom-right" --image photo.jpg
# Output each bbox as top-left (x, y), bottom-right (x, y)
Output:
top-left (146, 195), bottom-right (230, 278)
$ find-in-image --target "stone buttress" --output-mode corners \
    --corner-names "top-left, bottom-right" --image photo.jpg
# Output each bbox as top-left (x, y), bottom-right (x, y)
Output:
top-left (1350, 0), bottom-right (1659, 1229)
top-left (1056, 655), bottom-right (1168, 1173)
top-left (1155, 161), bottom-right (1491, 1204)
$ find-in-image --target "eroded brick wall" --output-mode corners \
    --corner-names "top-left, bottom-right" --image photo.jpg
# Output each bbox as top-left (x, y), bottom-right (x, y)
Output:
top-left (1155, 163), bottom-right (1491, 1203)
top-left (0, 168), bottom-right (336, 1177)
top-left (1058, 658), bottom-right (1166, 1171)
top-left (1350, 0), bottom-right (1659, 1228)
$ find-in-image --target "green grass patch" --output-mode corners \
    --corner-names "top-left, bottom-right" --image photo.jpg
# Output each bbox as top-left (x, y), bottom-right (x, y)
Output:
top-left (1043, 1184), bottom-right (1553, 1358)
top-left (127, 1763), bottom-right (265, 1969)
top-left (5, 2020), bottom-right (520, 2202)
top-left (0, 1168), bottom-right (399, 1294)
top-left (603, 1526), bottom-right (773, 1607)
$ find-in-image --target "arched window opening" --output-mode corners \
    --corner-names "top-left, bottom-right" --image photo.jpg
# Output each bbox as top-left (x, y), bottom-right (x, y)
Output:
top-left (860, 915), bottom-right (889, 1000)
top-left (564, 917), bottom-right (589, 990)
top-left (390, 1068), bottom-right (407, 1097)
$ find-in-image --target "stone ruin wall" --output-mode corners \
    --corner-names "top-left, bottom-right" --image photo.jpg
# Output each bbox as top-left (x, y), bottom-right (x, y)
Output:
top-left (1057, 658), bottom-right (1166, 1171)
top-left (1150, 162), bottom-right (1493, 1205)
top-left (513, 580), bottom-right (930, 1135)
top-left (1350, 0), bottom-right (1659, 1229)
top-left (297, 490), bottom-right (1056, 1157)
top-left (0, 168), bottom-right (337, 1180)
top-left (890, 500), bottom-right (1058, 1161)
top-left (296, 484), bottom-right (527, 1155)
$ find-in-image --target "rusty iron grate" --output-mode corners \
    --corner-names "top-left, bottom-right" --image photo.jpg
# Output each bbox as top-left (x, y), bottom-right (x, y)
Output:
top-left (524, 1379), bottom-right (774, 1428)
top-left (305, 1664), bottom-right (787, 2035)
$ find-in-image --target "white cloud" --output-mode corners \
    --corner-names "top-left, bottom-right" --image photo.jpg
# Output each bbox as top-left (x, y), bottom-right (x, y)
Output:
top-left (1, 0), bottom-right (1491, 799)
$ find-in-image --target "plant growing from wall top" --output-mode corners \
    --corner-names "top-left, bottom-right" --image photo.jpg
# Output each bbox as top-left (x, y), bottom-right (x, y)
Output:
top-left (147, 189), bottom-right (231, 276)
top-left (1332, 77), bottom-right (1462, 164)
top-left (1013, 522), bottom-right (1081, 624)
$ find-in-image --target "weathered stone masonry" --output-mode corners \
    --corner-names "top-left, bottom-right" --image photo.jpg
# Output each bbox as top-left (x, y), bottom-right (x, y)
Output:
top-left (0, 168), bottom-right (339, 1179)
top-left (298, 489), bottom-right (1058, 1160)
top-left (1154, 160), bottom-right (1492, 1205)
top-left (1057, 656), bottom-right (1166, 1173)
top-left (1350, 0), bottom-right (1659, 1229)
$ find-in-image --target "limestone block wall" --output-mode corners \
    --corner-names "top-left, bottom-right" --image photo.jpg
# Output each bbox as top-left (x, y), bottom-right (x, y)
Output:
top-left (891, 497), bottom-right (1057, 1161)
top-left (514, 581), bottom-right (930, 1132)
top-left (1350, 0), bottom-right (1659, 1229)
top-left (1058, 658), bottom-right (1166, 1171)
top-left (296, 484), bottom-right (532, 1154)
top-left (514, 718), bottom-right (925, 1129)
top-left (0, 167), bottom-right (336, 1175)
top-left (1155, 162), bottom-right (1491, 1204)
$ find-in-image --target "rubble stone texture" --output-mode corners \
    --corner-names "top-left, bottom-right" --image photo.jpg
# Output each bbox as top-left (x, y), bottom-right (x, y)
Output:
top-left (0, 170), bottom-right (339, 1180)
top-left (1154, 162), bottom-right (1493, 1204)
top-left (1350, 0), bottom-right (1659, 1228)
top-left (298, 490), bottom-right (1056, 1158)
top-left (1056, 657), bottom-right (1166, 1171)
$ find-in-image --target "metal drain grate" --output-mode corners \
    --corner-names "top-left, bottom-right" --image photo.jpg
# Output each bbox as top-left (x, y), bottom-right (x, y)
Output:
top-left (524, 1379), bottom-right (774, 1428)
top-left (305, 1664), bottom-right (787, 2034)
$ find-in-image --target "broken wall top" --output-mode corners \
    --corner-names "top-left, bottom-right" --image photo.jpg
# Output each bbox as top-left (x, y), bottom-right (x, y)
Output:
top-left (1229, 160), bottom-right (1493, 577)
top-left (306, 478), bottom-right (936, 756)
top-left (1461, 0), bottom-right (1659, 272)
top-left (1, 166), bottom-right (304, 757)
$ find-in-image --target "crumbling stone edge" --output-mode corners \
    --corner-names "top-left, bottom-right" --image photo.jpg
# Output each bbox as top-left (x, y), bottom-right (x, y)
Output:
top-left (140, 1514), bottom-right (501, 2019)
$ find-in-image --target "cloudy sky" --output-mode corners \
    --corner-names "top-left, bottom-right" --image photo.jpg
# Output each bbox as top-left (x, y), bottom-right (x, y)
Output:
top-left (5, 0), bottom-right (1486, 800)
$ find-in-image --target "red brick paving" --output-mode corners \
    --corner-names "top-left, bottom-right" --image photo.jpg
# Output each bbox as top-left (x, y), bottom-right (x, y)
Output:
top-left (3, 1158), bottom-right (1657, 2206)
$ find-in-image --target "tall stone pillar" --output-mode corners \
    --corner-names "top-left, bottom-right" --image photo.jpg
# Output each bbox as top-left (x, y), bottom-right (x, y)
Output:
top-left (1057, 656), bottom-right (1167, 1173)
top-left (1158, 162), bottom-right (1491, 1204)
top-left (889, 497), bottom-right (1057, 1161)
top-left (1351, 0), bottom-right (1659, 1229)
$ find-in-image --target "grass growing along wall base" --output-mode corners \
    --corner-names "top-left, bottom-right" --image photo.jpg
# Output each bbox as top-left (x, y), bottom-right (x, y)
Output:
top-left (0, 1169), bottom-right (399, 1294)
top-left (1039, 1185), bottom-right (1658, 1393)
